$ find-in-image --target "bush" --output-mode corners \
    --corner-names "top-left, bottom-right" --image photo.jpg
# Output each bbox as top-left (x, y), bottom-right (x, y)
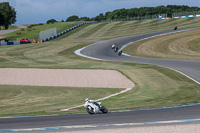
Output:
top-left (27, 24), bottom-right (35, 28)
top-left (27, 28), bottom-right (32, 31)
top-left (46, 19), bottom-right (57, 24)
top-left (16, 32), bottom-right (22, 35)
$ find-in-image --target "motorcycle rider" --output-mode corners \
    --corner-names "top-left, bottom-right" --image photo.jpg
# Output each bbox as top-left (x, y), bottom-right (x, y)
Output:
top-left (114, 46), bottom-right (119, 52)
top-left (112, 44), bottom-right (116, 49)
top-left (84, 98), bottom-right (100, 108)
top-left (118, 50), bottom-right (122, 56)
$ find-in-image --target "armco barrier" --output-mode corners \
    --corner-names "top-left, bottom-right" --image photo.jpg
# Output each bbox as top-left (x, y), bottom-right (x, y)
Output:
top-left (0, 41), bottom-right (26, 46)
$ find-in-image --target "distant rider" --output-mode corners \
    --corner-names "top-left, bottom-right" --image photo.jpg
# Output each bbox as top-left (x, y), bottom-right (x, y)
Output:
top-left (114, 46), bottom-right (119, 52)
top-left (118, 50), bottom-right (122, 56)
top-left (112, 44), bottom-right (116, 49)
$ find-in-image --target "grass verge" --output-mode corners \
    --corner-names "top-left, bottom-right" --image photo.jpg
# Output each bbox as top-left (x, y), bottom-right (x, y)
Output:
top-left (1, 22), bottom-right (74, 40)
top-left (124, 28), bottom-right (200, 61)
top-left (0, 41), bottom-right (199, 117)
top-left (0, 85), bottom-right (121, 117)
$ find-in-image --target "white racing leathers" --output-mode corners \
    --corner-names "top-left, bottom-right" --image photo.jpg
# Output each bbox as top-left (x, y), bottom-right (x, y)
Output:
top-left (84, 100), bottom-right (108, 114)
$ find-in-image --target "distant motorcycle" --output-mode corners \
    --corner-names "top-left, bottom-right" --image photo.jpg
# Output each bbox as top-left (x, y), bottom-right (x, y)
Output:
top-left (84, 98), bottom-right (108, 114)
top-left (114, 46), bottom-right (119, 52)
top-left (118, 50), bottom-right (122, 56)
top-left (112, 44), bottom-right (116, 49)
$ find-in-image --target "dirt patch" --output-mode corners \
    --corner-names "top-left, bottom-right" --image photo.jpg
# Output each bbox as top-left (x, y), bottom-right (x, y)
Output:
top-left (16, 25), bottom-right (27, 29)
top-left (0, 68), bottom-right (135, 88)
top-left (0, 36), bottom-right (5, 39)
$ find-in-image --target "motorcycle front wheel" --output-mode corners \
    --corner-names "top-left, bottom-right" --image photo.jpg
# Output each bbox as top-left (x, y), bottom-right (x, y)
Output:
top-left (86, 106), bottom-right (94, 114)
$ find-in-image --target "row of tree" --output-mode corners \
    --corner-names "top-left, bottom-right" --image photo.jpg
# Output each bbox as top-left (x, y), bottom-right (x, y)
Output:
top-left (62, 5), bottom-right (200, 22)
top-left (0, 2), bottom-right (16, 30)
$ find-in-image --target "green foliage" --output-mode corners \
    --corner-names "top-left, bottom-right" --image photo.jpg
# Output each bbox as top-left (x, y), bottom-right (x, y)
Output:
top-left (80, 17), bottom-right (90, 21)
top-left (0, 2), bottom-right (16, 29)
top-left (64, 5), bottom-right (200, 22)
top-left (66, 15), bottom-right (79, 22)
top-left (99, 5), bottom-right (200, 20)
top-left (2, 22), bottom-right (74, 40)
top-left (46, 19), bottom-right (57, 24)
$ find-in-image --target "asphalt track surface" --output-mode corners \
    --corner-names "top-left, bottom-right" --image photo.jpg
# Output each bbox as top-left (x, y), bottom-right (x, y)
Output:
top-left (1, 28), bottom-right (200, 132)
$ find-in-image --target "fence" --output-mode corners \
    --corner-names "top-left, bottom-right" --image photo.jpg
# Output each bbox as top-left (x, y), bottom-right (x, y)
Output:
top-left (172, 11), bottom-right (200, 18)
top-left (38, 27), bottom-right (57, 42)
top-left (39, 22), bottom-right (97, 42)
top-left (101, 14), bottom-right (168, 22)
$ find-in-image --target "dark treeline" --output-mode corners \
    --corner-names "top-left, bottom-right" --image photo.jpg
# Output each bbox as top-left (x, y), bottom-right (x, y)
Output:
top-left (65, 5), bottom-right (200, 22)
top-left (0, 2), bottom-right (16, 30)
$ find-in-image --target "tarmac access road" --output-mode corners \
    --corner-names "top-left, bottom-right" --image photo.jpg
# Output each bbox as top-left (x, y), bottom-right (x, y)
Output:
top-left (0, 29), bottom-right (19, 36)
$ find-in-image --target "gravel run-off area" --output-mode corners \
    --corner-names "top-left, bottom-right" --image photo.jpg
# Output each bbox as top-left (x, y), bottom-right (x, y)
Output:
top-left (0, 68), bottom-right (135, 88)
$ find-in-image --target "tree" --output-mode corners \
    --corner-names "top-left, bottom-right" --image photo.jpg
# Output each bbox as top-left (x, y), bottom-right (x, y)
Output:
top-left (0, 12), bottom-right (5, 30)
top-left (0, 2), bottom-right (16, 29)
top-left (91, 5), bottom-right (200, 21)
top-left (66, 15), bottom-right (79, 22)
top-left (46, 19), bottom-right (57, 24)
top-left (80, 17), bottom-right (90, 21)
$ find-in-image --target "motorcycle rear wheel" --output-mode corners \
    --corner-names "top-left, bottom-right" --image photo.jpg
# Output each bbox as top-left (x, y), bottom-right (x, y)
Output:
top-left (101, 106), bottom-right (108, 113)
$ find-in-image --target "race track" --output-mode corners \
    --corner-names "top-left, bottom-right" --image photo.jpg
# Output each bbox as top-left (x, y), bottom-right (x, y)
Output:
top-left (1, 28), bottom-right (200, 132)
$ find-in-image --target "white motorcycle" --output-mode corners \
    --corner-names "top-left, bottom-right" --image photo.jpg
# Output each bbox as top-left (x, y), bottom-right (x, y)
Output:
top-left (84, 99), bottom-right (108, 114)
top-left (112, 44), bottom-right (116, 49)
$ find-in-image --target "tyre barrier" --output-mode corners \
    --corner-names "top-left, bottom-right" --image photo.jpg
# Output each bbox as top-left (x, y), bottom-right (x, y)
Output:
top-left (173, 14), bottom-right (200, 19)
top-left (0, 41), bottom-right (26, 46)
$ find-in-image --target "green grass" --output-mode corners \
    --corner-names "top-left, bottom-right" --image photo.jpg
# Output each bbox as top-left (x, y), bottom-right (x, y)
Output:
top-left (0, 85), bottom-right (121, 117)
top-left (0, 18), bottom-right (200, 117)
top-left (3, 17), bottom-right (200, 42)
top-left (124, 28), bottom-right (200, 61)
top-left (54, 17), bottom-right (200, 41)
top-left (0, 40), bottom-right (199, 117)
top-left (1, 22), bottom-right (75, 40)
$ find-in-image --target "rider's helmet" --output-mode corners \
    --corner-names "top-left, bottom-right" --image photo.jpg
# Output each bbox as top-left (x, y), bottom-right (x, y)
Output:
top-left (85, 98), bottom-right (89, 102)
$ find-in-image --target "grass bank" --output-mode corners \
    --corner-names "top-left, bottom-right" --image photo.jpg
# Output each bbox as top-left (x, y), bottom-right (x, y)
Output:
top-left (2, 17), bottom-right (200, 42)
top-left (53, 17), bottom-right (200, 41)
top-left (0, 85), bottom-right (121, 117)
top-left (0, 41), bottom-right (199, 116)
top-left (1, 22), bottom-right (74, 40)
top-left (124, 28), bottom-right (200, 61)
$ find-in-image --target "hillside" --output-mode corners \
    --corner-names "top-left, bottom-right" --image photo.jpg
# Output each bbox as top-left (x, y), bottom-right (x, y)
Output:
top-left (53, 17), bottom-right (200, 41)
